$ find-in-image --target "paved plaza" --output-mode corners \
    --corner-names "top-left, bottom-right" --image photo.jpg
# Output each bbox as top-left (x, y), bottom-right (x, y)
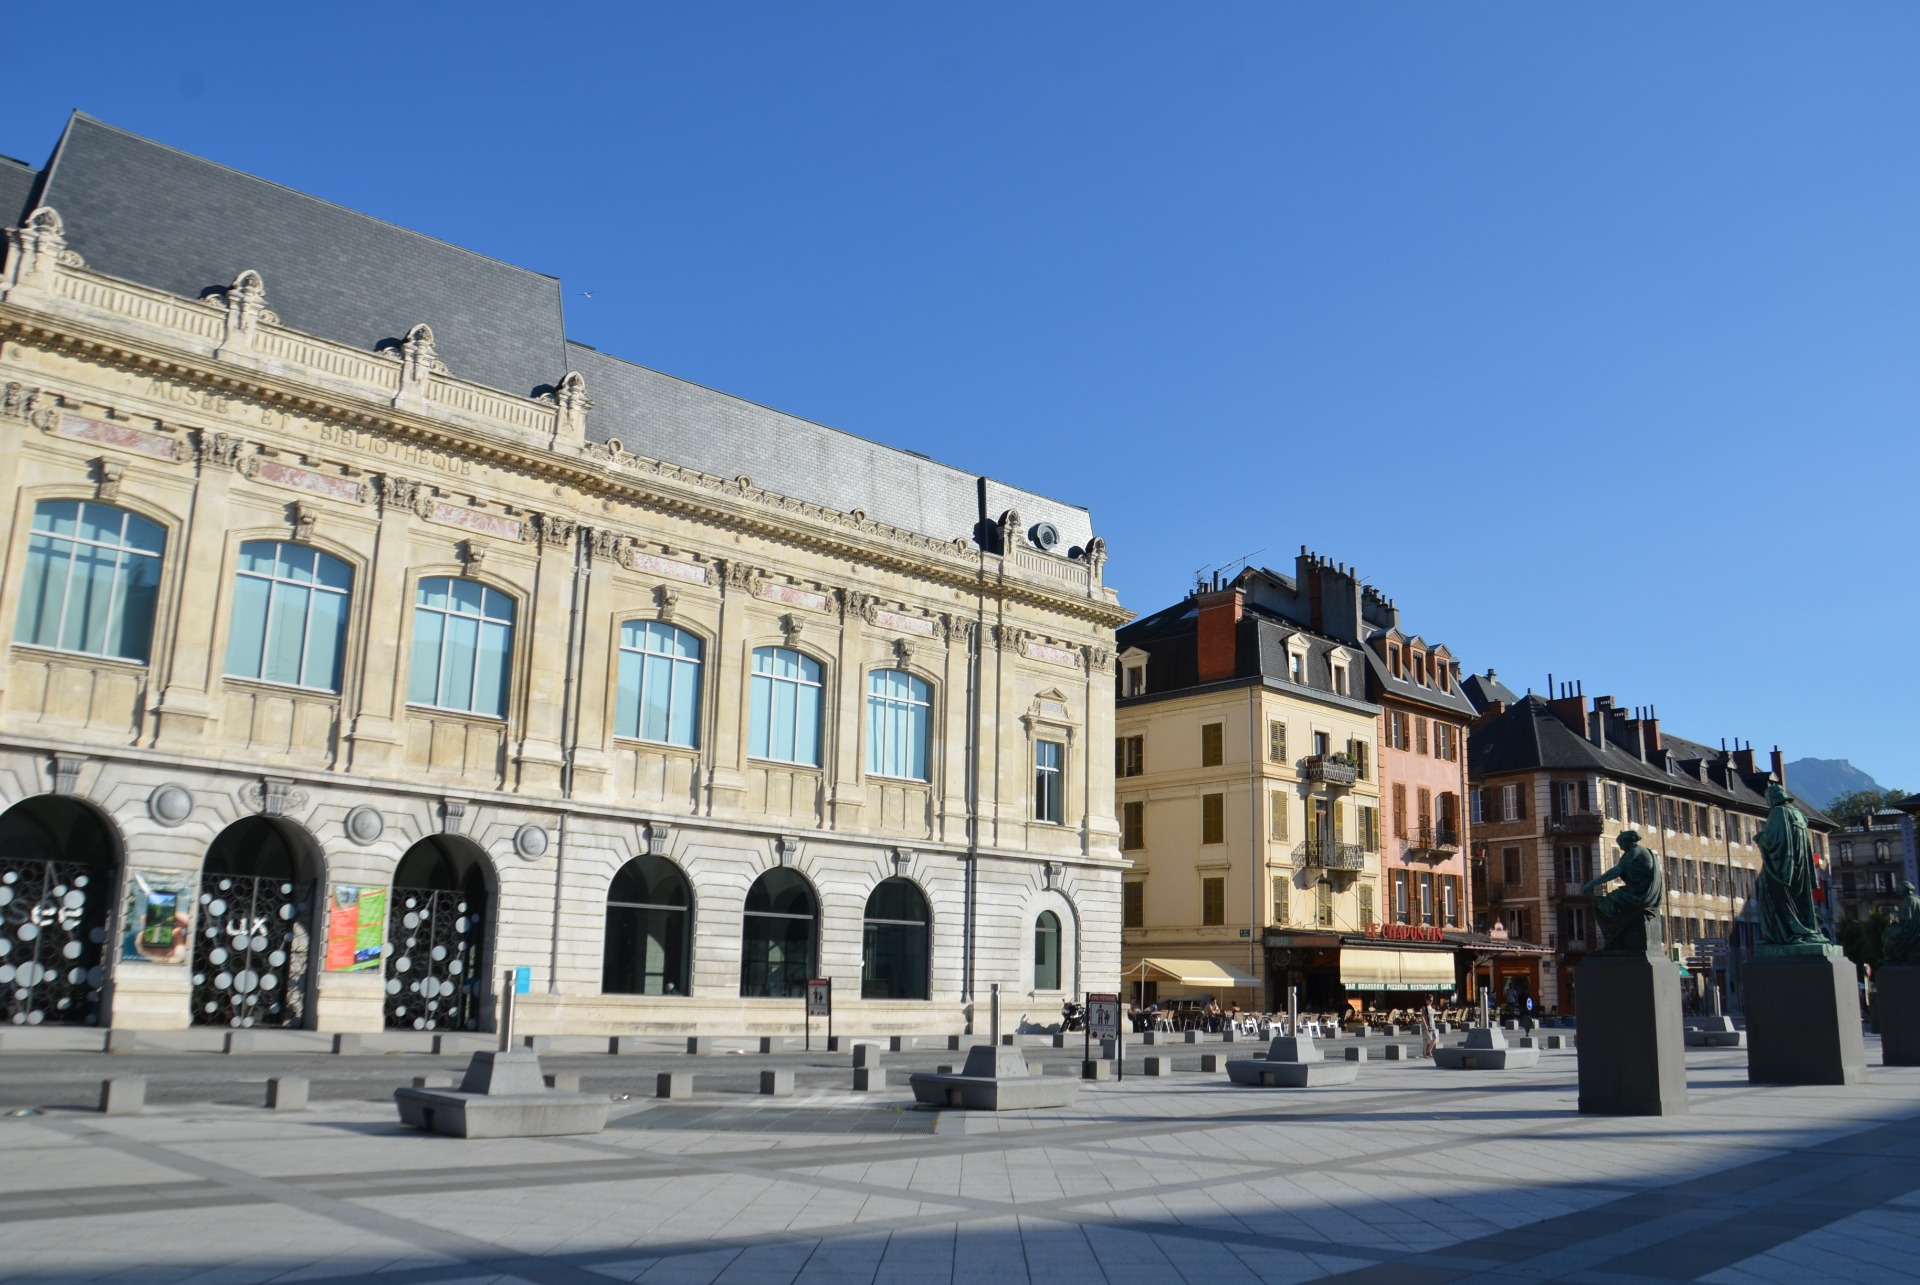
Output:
top-left (1, 1035), bottom-right (1917, 1284)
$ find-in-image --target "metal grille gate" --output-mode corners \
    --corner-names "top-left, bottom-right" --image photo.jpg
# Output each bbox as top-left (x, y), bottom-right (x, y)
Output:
top-left (190, 874), bottom-right (313, 1028)
top-left (385, 887), bottom-right (484, 1031)
top-left (0, 859), bottom-right (110, 1026)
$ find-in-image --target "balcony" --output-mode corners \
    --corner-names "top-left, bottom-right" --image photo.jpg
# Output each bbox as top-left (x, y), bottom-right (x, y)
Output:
top-left (1550, 813), bottom-right (1605, 836)
top-left (1296, 838), bottom-right (1367, 872)
top-left (1302, 755), bottom-right (1358, 789)
top-left (1405, 823), bottom-right (1461, 860)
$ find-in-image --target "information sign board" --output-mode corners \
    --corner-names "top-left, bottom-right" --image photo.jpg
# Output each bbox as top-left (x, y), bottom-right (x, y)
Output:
top-left (806, 977), bottom-right (832, 1017)
top-left (1087, 992), bottom-right (1121, 1038)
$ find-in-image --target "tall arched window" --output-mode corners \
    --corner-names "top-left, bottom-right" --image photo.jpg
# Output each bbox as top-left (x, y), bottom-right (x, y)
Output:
top-left (1033, 910), bottom-right (1062, 991)
top-left (616, 621), bottom-right (702, 747)
top-left (226, 541), bottom-right (352, 691)
top-left (14, 500), bottom-right (164, 662)
top-left (603, 855), bottom-right (691, 996)
top-left (193, 818), bottom-right (320, 1029)
top-left (408, 578), bottom-right (515, 717)
top-left (387, 837), bottom-right (491, 1032)
top-left (749, 646), bottom-right (822, 766)
top-left (739, 868), bottom-right (816, 998)
top-left (862, 877), bottom-right (930, 1000)
top-left (866, 669), bottom-right (931, 781)
top-left (0, 796), bottom-right (117, 1026)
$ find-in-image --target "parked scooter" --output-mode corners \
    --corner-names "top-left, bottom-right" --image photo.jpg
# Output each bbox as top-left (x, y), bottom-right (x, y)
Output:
top-left (1060, 999), bottom-right (1087, 1032)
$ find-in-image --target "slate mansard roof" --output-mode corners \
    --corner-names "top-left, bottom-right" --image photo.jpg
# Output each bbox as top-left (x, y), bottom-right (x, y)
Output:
top-left (1116, 597), bottom-right (1381, 714)
top-left (7, 114), bottom-right (1093, 553)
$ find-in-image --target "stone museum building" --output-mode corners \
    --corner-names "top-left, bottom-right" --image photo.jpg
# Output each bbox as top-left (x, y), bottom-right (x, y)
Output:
top-left (0, 115), bottom-right (1129, 1036)
top-left (1464, 680), bottom-right (1832, 1014)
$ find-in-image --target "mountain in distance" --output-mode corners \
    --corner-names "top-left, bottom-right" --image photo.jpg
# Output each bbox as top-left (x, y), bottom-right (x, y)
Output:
top-left (1784, 758), bottom-right (1884, 809)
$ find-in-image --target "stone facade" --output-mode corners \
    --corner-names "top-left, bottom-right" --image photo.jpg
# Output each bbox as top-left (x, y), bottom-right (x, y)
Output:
top-left (1831, 810), bottom-right (1917, 924)
top-left (0, 120), bottom-right (1127, 1036)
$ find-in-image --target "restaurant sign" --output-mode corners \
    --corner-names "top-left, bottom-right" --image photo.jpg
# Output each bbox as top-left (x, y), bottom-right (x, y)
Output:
top-left (1364, 923), bottom-right (1447, 943)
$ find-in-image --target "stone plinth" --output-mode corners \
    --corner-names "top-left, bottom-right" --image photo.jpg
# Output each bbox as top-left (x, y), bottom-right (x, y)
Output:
top-left (1574, 954), bottom-right (1687, 1115)
top-left (394, 1050), bottom-right (610, 1138)
top-left (1433, 1027), bottom-right (1539, 1071)
top-left (909, 1045), bottom-right (1078, 1110)
top-left (1746, 951), bottom-right (1867, 1086)
top-left (1874, 965), bottom-right (1920, 1067)
top-left (1225, 1034), bottom-right (1358, 1088)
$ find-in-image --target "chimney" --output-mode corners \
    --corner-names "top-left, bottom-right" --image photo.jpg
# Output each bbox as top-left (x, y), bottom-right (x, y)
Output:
top-left (1546, 682), bottom-right (1587, 732)
top-left (1195, 587), bottom-right (1243, 684)
top-left (1770, 746), bottom-right (1786, 785)
top-left (1732, 743), bottom-right (1757, 777)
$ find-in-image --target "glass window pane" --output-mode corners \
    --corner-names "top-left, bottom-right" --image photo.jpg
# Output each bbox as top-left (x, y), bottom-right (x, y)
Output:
top-left (640, 653), bottom-right (670, 740)
top-left (14, 533), bottom-right (66, 647)
top-left (442, 613), bottom-right (479, 710)
top-left (615, 648), bottom-right (641, 738)
top-left (113, 550), bottom-right (161, 663)
top-left (225, 573), bottom-right (271, 679)
top-left (794, 682), bottom-right (820, 766)
top-left (474, 618), bottom-right (512, 717)
top-left (36, 499), bottom-right (76, 537)
top-left (62, 542), bottom-right (118, 655)
top-left (450, 579), bottom-right (483, 616)
top-left (261, 582), bottom-right (310, 685)
top-left (668, 656), bottom-right (700, 746)
top-left (418, 577), bottom-right (449, 610)
top-left (313, 551), bottom-right (352, 592)
top-left (867, 691), bottom-right (886, 775)
top-left (771, 678), bottom-right (795, 761)
top-left (908, 703), bottom-right (928, 780)
top-left (73, 502), bottom-right (116, 544)
top-left (749, 672), bottom-right (771, 758)
top-left (237, 541), bottom-right (277, 576)
top-left (408, 607), bottom-right (443, 704)
top-left (278, 544), bottom-right (314, 583)
top-left (304, 586), bottom-right (349, 691)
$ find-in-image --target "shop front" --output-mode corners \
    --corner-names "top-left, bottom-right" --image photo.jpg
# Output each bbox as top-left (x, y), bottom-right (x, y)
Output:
top-left (1263, 926), bottom-right (1458, 1019)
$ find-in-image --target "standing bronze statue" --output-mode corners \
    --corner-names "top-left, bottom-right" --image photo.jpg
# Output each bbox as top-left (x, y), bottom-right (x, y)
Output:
top-left (1883, 880), bottom-right (1920, 966)
top-left (1581, 830), bottom-right (1664, 955)
top-left (1754, 784), bottom-right (1832, 953)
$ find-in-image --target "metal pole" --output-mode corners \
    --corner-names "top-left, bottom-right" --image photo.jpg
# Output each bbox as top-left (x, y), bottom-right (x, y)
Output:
top-left (498, 969), bottom-right (515, 1052)
top-left (1288, 985), bottom-right (1298, 1037)
top-left (990, 982), bottom-right (1001, 1044)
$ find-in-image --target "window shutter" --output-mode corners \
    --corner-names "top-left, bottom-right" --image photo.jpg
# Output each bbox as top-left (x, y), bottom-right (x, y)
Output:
top-left (1515, 786), bottom-right (1527, 821)
top-left (1416, 718), bottom-right (1429, 755)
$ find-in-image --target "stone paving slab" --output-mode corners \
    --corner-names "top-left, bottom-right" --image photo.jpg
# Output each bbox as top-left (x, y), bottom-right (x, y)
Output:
top-left (0, 1042), bottom-right (1914, 1283)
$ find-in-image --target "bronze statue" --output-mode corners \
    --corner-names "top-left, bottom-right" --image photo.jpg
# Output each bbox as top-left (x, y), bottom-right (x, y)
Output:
top-left (1754, 784), bottom-right (1831, 953)
top-left (1884, 880), bottom-right (1920, 966)
top-left (1580, 830), bottom-right (1664, 955)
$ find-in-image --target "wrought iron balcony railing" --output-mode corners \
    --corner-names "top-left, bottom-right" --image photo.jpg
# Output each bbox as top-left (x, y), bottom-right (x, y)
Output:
top-left (1295, 838), bottom-right (1367, 871)
top-left (1302, 756), bottom-right (1358, 788)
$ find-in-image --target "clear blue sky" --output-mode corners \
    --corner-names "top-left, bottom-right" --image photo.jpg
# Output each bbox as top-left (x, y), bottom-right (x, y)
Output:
top-left (5, 5), bottom-right (1915, 788)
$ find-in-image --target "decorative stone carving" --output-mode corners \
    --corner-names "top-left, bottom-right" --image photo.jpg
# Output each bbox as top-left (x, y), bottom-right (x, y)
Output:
top-left (214, 269), bottom-right (277, 356)
top-left (440, 798), bottom-right (467, 835)
top-left (392, 323), bottom-right (444, 409)
top-left (513, 823), bottom-right (551, 861)
top-left (292, 502), bottom-right (319, 542)
top-left (893, 638), bottom-right (917, 666)
top-left (591, 527), bottom-right (631, 563)
top-left (654, 585), bottom-right (679, 621)
top-left (535, 513), bottom-right (578, 552)
top-left (1085, 535), bottom-right (1108, 580)
top-left (553, 370), bottom-right (592, 439)
top-left (240, 778), bottom-right (308, 817)
top-left (460, 539), bottom-right (487, 572)
top-left (845, 592), bottom-right (881, 625)
top-left (781, 614), bottom-right (806, 647)
top-left (343, 805), bottom-right (385, 845)
top-left (645, 822), bottom-right (671, 856)
top-left (147, 783), bottom-right (194, 826)
top-left (3, 207), bottom-right (79, 298)
top-left (92, 458), bottom-right (124, 502)
top-left (775, 835), bottom-right (798, 866)
top-left (997, 508), bottom-right (1022, 554)
top-left (195, 429), bottom-right (247, 470)
top-left (1, 383), bottom-right (59, 432)
top-left (1081, 645), bottom-right (1113, 674)
top-left (995, 625), bottom-right (1033, 652)
top-left (377, 474), bottom-right (423, 516)
top-left (721, 559), bottom-right (764, 593)
top-left (890, 847), bottom-right (911, 873)
top-left (49, 756), bottom-right (83, 796)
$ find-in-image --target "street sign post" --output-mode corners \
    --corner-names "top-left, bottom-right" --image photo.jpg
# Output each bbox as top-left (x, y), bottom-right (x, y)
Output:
top-left (805, 977), bottom-right (831, 1051)
top-left (1086, 990), bottom-right (1122, 1079)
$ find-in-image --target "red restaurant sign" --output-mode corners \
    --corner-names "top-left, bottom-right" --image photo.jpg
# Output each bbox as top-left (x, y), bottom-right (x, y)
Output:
top-left (1365, 923), bottom-right (1446, 943)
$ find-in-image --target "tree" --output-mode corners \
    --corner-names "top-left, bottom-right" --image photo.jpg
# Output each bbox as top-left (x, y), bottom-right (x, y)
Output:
top-left (1824, 788), bottom-right (1909, 829)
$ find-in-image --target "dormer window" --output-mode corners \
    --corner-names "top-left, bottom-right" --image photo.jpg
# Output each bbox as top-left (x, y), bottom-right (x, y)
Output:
top-left (1118, 646), bottom-right (1149, 699)
top-left (1412, 652), bottom-right (1426, 686)
top-left (1289, 652), bottom-right (1304, 684)
top-left (1387, 643), bottom-right (1401, 678)
top-left (1333, 663), bottom-right (1349, 697)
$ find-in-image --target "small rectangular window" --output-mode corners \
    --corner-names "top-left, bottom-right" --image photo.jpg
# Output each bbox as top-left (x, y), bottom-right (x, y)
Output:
top-left (1269, 790), bottom-right (1289, 842)
top-left (1116, 735), bottom-right (1144, 778)
top-left (1393, 783), bottom-right (1408, 839)
top-left (1444, 877), bottom-right (1459, 926)
top-left (1315, 879), bottom-right (1333, 926)
top-left (1200, 722), bottom-right (1224, 767)
top-left (1268, 719), bottom-right (1287, 762)
top-left (1034, 739), bottom-right (1064, 824)
top-left (1201, 793), bottom-right (1224, 845)
top-left (1356, 883), bottom-right (1375, 929)
top-left (1394, 870), bottom-right (1409, 923)
top-left (1348, 738), bottom-right (1369, 781)
top-left (1123, 881), bottom-right (1144, 928)
top-left (1122, 801), bottom-right (1145, 850)
top-left (1419, 872), bottom-right (1433, 923)
top-left (1272, 876), bottom-right (1290, 924)
top-left (1604, 783), bottom-right (1622, 820)
top-left (1471, 789), bottom-right (1484, 825)
top-left (1202, 877), bottom-right (1225, 926)
top-left (1502, 846), bottom-right (1522, 886)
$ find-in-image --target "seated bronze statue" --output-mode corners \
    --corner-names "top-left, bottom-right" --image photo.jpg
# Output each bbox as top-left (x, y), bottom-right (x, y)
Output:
top-left (1580, 830), bottom-right (1664, 955)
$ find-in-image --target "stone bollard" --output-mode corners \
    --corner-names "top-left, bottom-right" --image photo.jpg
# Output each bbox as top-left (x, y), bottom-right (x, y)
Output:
top-left (1000, 1034), bottom-right (1016, 1046)
top-left (1502, 1019), bottom-right (1520, 1031)
top-left (521, 1036), bottom-right (552, 1053)
top-left (852, 1044), bottom-right (880, 1068)
top-left (853, 1067), bottom-right (885, 1091)
top-left (1184, 1031), bottom-right (1201, 1044)
top-left (686, 1036), bottom-right (711, 1055)
top-left (223, 1031), bottom-right (254, 1055)
top-left (1344, 1046), bottom-right (1368, 1062)
top-left (1082, 1059), bottom-right (1112, 1080)
top-left (266, 1077), bottom-right (308, 1111)
top-left (1544, 1034), bottom-right (1565, 1050)
top-left (1199, 1053), bottom-right (1222, 1072)
top-left (99, 1078), bottom-right (145, 1115)
top-left (1383, 1045), bottom-right (1405, 1062)
top-left (1051, 1033), bottom-right (1068, 1048)
top-left (411, 1075), bottom-right (455, 1089)
top-left (104, 1029), bottom-right (139, 1055)
top-left (889, 1036), bottom-right (915, 1052)
top-left (1142, 1055), bottom-right (1171, 1076)
top-left (430, 1035), bottom-right (451, 1056)
top-left (543, 1073), bottom-right (582, 1092)
top-left (330, 1034), bottom-right (361, 1055)
top-left (656, 1072), bottom-right (693, 1100)
top-left (936, 1064), bottom-right (955, 1075)
top-left (1517, 1037), bottom-right (1536, 1049)
top-left (609, 1036), bottom-right (641, 1055)
top-left (759, 1070), bottom-right (794, 1097)
top-left (759, 1036), bottom-right (792, 1054)
top-left (947, 1035), bottom-right (966, 1051)
top-left (826, 1035), bottom-right (850, 1052)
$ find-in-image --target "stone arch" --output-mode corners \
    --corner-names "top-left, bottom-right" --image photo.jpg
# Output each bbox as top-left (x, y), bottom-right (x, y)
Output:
top-left (190, 816), bottom-right (325, 1028)
top-left (0, 795), bottom-right (120, 1026)
top-left (384, 835), bottom-right (495, 1032)
top-left (601, 853), bottom-right (693, 997)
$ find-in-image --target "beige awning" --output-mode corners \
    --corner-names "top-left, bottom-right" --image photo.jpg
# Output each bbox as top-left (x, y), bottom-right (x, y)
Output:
top-left (1126, 957), bottom-right (1261, 988)
top-left (1341, 947), bottom-right (1458, 993)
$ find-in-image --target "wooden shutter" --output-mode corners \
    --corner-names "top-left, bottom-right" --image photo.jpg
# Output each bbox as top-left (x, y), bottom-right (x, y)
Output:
top-left (1393, 783), bottom-right (1407, 837)
top-left (1416, 717), bottom-right (1429, 755)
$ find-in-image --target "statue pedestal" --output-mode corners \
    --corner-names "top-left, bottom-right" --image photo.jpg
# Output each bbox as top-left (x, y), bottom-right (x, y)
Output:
top-left (1877, 965), bottom-right (1920, 1067)
top-left (1574, 953), bottom-right (1688, 1115)
top-left (1745, 951), bottom-right (1867, 1085)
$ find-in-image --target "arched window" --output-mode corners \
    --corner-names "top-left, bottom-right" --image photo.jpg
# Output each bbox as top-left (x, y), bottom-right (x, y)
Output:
top-left (739, 868), bottom-right (816, 998)
top-left (603, 855), bottom-right (691, 996)
top-left (866, 669), bottom-right (931, 781)
top-left (749, 646), bottom-right (822, 765)
top-left (408, 578), bottom-right (515, 717)
top-left (1033, 910), bottom-right (1062, 991)
top-left (615, 621), bottom-right (702, 747)
top-left (193, 818), bottom-right (320, 1029)
top-left (0, 797), bottom-right (117, 1026)
top-left (387, 837), bottom-right (491, 1032)
top-left (226, 541), bottom-right (352, 691)
top-left (14, 500), bottom-right (164, 662)
top-left (862, 878), bottom-right (930, 1000)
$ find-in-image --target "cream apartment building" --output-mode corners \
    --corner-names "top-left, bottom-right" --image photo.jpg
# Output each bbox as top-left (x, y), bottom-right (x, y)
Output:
top-left (0, 115), bottom-right (1128, 1037)
top-left (1115, 577), bottom-right (1386, 1011)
